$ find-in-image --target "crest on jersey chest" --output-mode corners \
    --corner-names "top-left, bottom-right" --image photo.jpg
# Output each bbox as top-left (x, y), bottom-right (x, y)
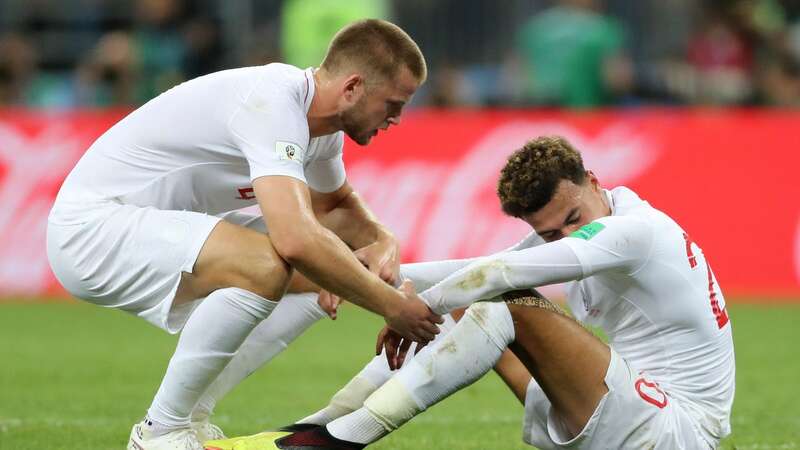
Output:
top-left (571, 280), bottom-right (606, 321)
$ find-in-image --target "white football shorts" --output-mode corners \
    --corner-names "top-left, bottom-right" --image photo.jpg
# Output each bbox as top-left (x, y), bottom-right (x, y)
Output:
top-left (521, 348), bottom-right (711, 449)
top-left (47, 202), bottom-right (266, 334)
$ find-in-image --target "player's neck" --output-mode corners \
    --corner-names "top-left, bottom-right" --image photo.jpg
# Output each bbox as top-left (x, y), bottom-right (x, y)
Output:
top-left (307, 69), bottom-right (342, 137)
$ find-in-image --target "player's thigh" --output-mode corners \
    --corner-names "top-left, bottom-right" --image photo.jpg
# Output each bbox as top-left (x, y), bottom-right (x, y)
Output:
top-left (521, 350), bottom-right (705, 450)
top-left (205, 210), bottom-right (322, 296)
top-left (506, 300), bottom-right (610, 437)
top-left (178, 214), bottom-right (291, 303)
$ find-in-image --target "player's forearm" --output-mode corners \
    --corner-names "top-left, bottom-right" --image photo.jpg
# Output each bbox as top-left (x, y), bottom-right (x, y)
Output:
top-left (282, 224), bottom-right (399, 316)
top-left (317, 190), bottom-right (389, 250)
top-left (420, 241), bottom-right (583, 314)
top-left (286, 271), bottom-right (322, 294)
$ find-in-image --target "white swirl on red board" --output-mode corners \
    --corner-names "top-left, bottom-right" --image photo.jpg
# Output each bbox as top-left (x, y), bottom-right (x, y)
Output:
top-left (349, 119), bottom-right (658, 262)
top-left (0, 121), bottom-right (84, 294)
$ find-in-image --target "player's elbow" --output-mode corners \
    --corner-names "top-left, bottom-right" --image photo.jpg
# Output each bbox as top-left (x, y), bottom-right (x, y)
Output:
top-left (269, 229), bottom-right (315, 265)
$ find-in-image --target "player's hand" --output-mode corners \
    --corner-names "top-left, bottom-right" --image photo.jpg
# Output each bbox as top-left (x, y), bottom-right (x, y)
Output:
top-left (375, 326), bottom-right (409, 370)
top-left (384, 280), bottom-right (443, 344)
top-left (354, 235), bottom-right (400, 285)
top-left (317, 289), bottom-right (341, 320)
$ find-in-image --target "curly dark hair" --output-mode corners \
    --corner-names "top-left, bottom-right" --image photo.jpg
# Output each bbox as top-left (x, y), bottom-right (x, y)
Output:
top-left (497, 136), bottom-right (586, 217)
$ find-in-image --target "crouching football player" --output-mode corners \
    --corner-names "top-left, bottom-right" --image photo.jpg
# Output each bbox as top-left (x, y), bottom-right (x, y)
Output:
top-left (46, 19), bottom-right (442, 450)
top-left (210, 135), bottom-right (735, 450)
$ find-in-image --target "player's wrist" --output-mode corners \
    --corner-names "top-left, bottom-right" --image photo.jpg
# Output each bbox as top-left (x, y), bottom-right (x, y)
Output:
top-left (379, 287), bottom-right (408, 322)
top-left (418, 288), bottom-right (446, 315)
top-left (350, 277), bottom-right (401, 319)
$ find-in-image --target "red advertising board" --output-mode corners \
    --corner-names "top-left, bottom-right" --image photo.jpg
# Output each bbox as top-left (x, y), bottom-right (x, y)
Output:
top-left (1, 108), bottom-right (798, 299)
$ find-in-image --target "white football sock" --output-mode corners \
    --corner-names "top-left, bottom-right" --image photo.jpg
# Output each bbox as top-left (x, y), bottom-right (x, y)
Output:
top-left (147, 287), bottom-right (277, 431)
top-left (296, 367), bottom-right (387, 427)
top-left (327, 302), bottom-right (514, 444)
top-left (298, 314), bottom-right (457, 426)
top-left (191, 292), bottom-right (326, 422)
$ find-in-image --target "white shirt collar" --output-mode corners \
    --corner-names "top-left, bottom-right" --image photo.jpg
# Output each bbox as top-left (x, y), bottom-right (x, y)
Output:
top-left (302, 68), bottom-right (316, 114)
top-left (603, 188), bottom-right (616, 215)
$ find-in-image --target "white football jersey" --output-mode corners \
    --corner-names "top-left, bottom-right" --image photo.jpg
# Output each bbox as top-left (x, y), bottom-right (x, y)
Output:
top-left (51, 63), bottom-right (346, 224)
top-left (563, 187), bottom-right (734, 445)
top-left (422, 187), bottom-right (734, 445)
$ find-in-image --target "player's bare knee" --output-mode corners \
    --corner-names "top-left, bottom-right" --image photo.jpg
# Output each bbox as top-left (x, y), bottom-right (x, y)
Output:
top-left (243, 254), bottom-right (292, 300)
top-left (229, 237), bottom-right (293, 300)
top-left (506, 303), bottom-right (553, 336)
top-left (506, 304), bottom-right (531, 336)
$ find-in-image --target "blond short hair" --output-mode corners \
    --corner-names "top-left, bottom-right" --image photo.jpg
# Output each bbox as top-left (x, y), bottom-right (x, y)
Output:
top-left (321, 19), bottom-right (427, 84)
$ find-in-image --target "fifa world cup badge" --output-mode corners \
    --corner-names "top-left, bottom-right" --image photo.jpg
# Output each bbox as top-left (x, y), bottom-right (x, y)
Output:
top-left (275, 141), bottom-right (304, 163)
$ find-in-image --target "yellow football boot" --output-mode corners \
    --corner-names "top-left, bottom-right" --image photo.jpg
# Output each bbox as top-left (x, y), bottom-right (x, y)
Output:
top-left (204, 431), bottom-right (290, 450)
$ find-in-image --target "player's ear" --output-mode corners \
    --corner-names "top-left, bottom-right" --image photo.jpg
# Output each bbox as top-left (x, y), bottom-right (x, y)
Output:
top-left (586, 170), bottom-right (601, 190)
top-left (342, 73), bottom-right (365, 106)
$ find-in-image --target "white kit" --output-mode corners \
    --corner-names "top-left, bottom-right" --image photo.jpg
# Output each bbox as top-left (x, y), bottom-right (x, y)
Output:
top-left (47, 63), bottom-right (345, 332)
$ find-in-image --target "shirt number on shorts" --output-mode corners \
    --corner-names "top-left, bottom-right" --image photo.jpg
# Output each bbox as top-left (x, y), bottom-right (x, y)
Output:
top-left (683, 232), bottom-right (729, 329)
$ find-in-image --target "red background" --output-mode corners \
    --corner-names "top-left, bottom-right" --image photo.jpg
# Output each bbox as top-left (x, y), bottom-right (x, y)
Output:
top-left (0, 109), bottom-right (797, 300)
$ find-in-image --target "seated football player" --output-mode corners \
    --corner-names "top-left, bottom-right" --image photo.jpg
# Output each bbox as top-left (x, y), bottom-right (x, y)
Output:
top-left (181, 227), bottom-right (543, 446)
top-left (208, 135), bottom-right (735, 450)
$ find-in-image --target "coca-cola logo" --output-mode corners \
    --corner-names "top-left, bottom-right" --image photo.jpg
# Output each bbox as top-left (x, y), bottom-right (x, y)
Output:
top-left (350, 120), bottom-right (658, 261)
top-left (0, 121), bottom-right (84, 294)
top-left (0, 111), bottom-right (796, 299)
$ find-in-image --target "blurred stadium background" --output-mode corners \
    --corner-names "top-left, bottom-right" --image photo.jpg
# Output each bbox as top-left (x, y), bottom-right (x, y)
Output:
top-left (1, 0), bottom-right (799, 449)
top-left (4, 0), bottom-right (800, 108)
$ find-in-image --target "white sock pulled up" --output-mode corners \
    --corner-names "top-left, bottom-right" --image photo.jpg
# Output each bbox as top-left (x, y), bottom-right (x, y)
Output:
top-left (298, 313), bottom-right (457, 427)
top-left (191, 292), bottom-right (326, 422)
top-left (147, 287), bottom-right (277, 432)
top-left (327, 302), bottom-right (514, 444)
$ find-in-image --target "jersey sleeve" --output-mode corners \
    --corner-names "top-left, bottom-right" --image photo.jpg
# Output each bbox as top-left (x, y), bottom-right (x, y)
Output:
top-left (560, 215), bottom-right (654, 277)
top-left (399, 231), bottom-right (544, 292)
top-left (420, 240), bottom-right (583, 315)
top-left (503, 230), bottom-right (544, 251)
top-left (400, 259), bottom-right (481, 291)
top-left (419, 216), bottom-right (653, 315)
top-left (306, 132), bottom-right (346, 193)
top-left (227, 73), bottom-right (310, 183)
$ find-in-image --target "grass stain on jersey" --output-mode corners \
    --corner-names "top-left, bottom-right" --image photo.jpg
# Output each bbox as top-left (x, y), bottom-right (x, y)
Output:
top-left (437, 338), bottom-right (458, 355)
top-left (457, 261), bottom-right (509, 291)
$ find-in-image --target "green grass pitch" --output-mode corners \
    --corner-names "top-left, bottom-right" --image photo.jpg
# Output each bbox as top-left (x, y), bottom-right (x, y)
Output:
top-left (1, 300), bottom-right (798, 449)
